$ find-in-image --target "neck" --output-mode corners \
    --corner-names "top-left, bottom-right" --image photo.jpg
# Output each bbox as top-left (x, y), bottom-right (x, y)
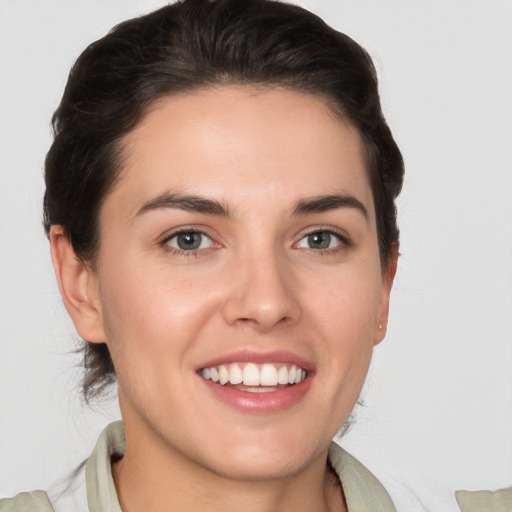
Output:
top-left (112, 420), bottom-right (346, 512)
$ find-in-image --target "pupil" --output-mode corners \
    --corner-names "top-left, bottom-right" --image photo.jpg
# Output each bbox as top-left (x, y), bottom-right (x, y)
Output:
top-left (177, 232), bottom-right (201, 250)
top-left (308, 232), bottom-right (330, 249)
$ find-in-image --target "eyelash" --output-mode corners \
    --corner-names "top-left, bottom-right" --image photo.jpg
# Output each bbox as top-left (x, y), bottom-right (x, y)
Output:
top-left (160, 229), bottom-right (217, 258)
top-left (294, 228), bottom-right (351, 255)
top-left (160, 227), bottom-right (350, 258)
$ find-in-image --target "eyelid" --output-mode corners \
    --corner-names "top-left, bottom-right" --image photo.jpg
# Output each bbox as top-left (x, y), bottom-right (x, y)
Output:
top-left (293, 226), bottom-right (351, 250)
top-left (159, 225), bottom-right (215, 242)
top-left (159, 226), bottom-right (222, 254)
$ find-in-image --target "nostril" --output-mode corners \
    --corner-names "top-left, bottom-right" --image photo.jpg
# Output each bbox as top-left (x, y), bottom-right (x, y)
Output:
top-left (235, 314), bottom-right (291, 327)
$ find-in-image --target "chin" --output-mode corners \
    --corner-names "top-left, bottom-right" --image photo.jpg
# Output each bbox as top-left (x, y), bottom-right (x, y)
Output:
top-left (197, 432), bottom-right (327, 482)
top-left (208, 453), bottom-right (313, 482)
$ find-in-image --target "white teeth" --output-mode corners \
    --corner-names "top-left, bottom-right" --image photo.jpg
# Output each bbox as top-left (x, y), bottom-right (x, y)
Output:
top-left (219, 365), bottom-right (229, 385)
top-left (244, 387), bottom-right (279, 393)
top-left (260, 364), bottom-right (278, 386)
top-left (229, 363), bottom-right (243, 385)
top-left (200, 362), bottom-right (307, 387)
top-left (277, 366), bottom-right (289, 384)
top-left (288, 365), bottom-right (296, 384)
top-left (243, 363), bottom-right (260, 386)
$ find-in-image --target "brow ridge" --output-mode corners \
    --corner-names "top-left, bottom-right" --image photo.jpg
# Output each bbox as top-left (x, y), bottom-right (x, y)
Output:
top-left (293, 194), bottom-right (368, 219)
top-left (135, 192), bottom-right (367, 220)
top-left (136, 192), bottom-right (230, 217)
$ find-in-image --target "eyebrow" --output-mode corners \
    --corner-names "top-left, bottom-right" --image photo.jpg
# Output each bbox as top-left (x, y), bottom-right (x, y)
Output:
top-left (135, 192), bottom-right (368, 220)
top-left (293, 194), bottom-right (368, 220)
top-left (136, 192), bottom-right (230, 218)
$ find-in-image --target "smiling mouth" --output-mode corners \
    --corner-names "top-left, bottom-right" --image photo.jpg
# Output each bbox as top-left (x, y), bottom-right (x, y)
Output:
top-left (199, 362), bottom-right (307, 392)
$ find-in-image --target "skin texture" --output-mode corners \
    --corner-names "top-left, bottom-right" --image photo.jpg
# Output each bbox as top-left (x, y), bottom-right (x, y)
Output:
top-left (51, 86), bottom-right (397, 512)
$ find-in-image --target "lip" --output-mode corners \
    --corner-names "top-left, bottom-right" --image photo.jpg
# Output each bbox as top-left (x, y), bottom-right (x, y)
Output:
top-left (196, 349), bottom-right (315, 414)
top-left (199, 373), bottom-right (314, 413)
top-left (196, 349), bottom-right (315, 372)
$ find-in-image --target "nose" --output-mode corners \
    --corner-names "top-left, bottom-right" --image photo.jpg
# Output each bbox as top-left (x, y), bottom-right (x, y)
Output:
top-left (221, 249), bottom-right (301, 332)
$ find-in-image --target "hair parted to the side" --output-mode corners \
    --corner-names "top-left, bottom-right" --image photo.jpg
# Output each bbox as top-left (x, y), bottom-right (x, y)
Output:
top-left (43, 0), bottom-right (404, 402)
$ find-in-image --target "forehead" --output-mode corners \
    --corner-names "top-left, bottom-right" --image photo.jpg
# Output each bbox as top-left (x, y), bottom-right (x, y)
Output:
top-left (111, 85), bottom-right (374, 218)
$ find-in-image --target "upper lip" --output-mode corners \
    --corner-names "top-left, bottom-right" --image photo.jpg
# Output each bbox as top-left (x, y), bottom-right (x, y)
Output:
top-left (196, 349), bottom-right (314, 372)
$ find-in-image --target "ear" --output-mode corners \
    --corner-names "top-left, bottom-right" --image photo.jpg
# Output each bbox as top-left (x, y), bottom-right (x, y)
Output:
top-left (374, 242), bottom-right (399, 346)
top-left (50, 225), bottom-right (106, 343)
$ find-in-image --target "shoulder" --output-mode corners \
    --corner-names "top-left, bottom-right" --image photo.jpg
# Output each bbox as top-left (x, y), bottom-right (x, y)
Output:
top-left (0, 491), bottom-right (54, 512)
top-left (328, 443), bottom-right (396, 511)
top-left (456, 487), bottom-right (512, 512)
top-left (329, 443), bottom-right (467, 512)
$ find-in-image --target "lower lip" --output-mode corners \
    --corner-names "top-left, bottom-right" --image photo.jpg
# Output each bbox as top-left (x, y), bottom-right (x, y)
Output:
top-left (200, 375), bottom-right (314, 413)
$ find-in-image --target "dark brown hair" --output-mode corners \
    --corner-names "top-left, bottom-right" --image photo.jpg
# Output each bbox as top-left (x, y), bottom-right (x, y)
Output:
top-left (43, 0), bottom-right (404, 401)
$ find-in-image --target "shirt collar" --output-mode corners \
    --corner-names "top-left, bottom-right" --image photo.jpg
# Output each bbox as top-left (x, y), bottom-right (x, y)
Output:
top-left (328, 442), bottom-right (396, 511)
top-left (86, 421), bottom-right (396, 512)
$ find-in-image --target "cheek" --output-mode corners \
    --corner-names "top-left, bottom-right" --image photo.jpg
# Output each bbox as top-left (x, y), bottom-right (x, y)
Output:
top-left (306, 263), bottom-right (382, 388)
top-left (309, 264), bottom-right (383, 336)
top-left (97, 259), bottom-right (223, 358)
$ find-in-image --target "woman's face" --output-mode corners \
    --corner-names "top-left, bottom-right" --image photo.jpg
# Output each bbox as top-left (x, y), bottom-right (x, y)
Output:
top-left (84, 86), bottom-right (394, 480)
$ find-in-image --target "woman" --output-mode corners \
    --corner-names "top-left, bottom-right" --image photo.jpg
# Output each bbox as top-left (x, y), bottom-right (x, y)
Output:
top-left (0, 0), bottom-right (509, 510)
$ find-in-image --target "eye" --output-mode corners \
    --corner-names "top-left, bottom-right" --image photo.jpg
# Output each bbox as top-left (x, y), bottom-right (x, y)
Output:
top-left (164, 231), bottom-right (213, 251)
top-left (296, 230), bottom-right (346, 251)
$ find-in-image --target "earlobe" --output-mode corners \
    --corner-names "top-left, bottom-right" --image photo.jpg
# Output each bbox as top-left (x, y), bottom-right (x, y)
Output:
top-left (50, 226), bottom-right (106, 343)
top-left (374, 242), bottom-right (399, 346)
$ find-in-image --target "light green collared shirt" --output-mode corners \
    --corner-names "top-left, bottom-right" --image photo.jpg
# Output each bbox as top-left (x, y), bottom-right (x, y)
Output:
top-left (1, 421), bottom-right (510, 511)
